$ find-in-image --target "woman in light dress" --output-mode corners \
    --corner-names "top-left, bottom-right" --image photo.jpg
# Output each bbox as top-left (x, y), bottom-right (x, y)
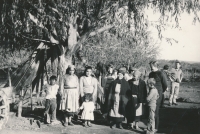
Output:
top-left (60, 65), bottom-right (79, 127)
top-left (80, 66), bottom-right (97, 103)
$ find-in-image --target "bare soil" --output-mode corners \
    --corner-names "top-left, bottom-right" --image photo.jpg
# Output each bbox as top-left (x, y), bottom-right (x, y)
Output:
top-left (0, 82), bottom-right (200, 134)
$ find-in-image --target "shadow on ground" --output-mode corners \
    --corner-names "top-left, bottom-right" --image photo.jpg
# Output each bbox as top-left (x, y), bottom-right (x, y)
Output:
top-left (158, 107), bottom-right (200, 134)
top-left (5, 103), bottom-right (200, 134)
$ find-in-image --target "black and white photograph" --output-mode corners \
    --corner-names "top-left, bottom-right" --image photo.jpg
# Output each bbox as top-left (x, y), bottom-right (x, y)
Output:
top-left (0, 0), bottom-right (200, 134)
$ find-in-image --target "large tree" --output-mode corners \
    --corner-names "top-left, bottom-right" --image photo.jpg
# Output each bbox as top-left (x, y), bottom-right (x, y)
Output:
top-left (0, 0), bottom-right (199, 94)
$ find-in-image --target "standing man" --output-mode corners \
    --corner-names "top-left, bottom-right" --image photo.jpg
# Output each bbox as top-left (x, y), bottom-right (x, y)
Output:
top-left (161, 65), bottom-right (171, 108)
top-left (149, 61), bottom-right (168, 132)
top-left (169, 60), bottom-right (183, 106)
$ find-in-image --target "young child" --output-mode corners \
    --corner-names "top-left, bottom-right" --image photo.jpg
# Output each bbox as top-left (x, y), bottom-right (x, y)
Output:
top-left (44, 75), bottom-right (59, 125)
top-left (79, 93), bottom-right (95, 127)
top-left (146, 78), bottom-right (159, 133)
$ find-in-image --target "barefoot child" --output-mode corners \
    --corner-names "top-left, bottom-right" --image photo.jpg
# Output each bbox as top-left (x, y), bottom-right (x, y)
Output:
top-left (79, 93), bottom-right (95, 127)
top-left (44, 75), bottom-right (59, 125)
top-left (146, 78), bottom-right (159, 133)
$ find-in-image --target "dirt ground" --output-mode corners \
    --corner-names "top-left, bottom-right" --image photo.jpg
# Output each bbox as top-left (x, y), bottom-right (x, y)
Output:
top-left (1, 82), bottom-right (200, 134)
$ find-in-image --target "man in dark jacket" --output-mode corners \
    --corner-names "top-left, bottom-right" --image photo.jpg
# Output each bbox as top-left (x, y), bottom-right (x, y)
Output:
top-left (149, 61), bottom-right (168, 132)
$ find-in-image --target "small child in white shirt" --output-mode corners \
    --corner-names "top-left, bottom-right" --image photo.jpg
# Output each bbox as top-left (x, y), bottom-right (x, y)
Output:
top-left (146, 78), bottom-right (159, 133)
top-left (43, 75), bottom-right (59, 125)
top-left (79, 93), bottom-right (95, 127)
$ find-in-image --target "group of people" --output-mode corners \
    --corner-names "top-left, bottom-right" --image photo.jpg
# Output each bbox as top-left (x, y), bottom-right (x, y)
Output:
top-left (43, 65), bottom-right (97, 127)
top-left (43, 60), bottom-right (183, 134)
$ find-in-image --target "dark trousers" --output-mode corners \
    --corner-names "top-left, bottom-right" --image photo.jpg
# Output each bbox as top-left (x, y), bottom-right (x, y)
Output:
top-left (44, 98), bottom-right (57, 122)
top-left (160, 93), bottom-right (165, 107)
top-left (155, 90), bottom-right (163, 130)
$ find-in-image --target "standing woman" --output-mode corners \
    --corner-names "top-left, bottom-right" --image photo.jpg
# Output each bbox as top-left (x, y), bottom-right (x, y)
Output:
top-left (127, 70), bottom-right (147, 129)
top-left (60, 65), bottom-right (79, 127)
top-left (107, 68), bottom-right (131, 129)
top-left (80, 66), bottom-right (98, 103)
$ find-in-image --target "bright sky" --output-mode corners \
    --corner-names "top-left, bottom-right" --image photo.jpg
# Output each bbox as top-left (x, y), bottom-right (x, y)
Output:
top-left (147, 10), bottom-right (200, 62)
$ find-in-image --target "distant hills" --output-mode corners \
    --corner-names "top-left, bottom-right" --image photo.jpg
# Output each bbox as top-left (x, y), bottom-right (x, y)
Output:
top-left (158, 59), bottom-right (200, 71)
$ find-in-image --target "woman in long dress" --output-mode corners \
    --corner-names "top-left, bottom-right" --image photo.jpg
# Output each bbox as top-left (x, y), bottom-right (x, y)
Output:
top-left (60, 65), bottom-right (79, 126)
top-left (107, 68), bottom-right (131, 129)
top-left (127, 70), bottom-right (147, 129)
top-left (80, 66), bottom-right (97, 103)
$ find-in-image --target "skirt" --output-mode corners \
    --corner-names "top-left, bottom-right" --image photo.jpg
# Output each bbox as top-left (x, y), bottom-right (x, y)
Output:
top-left (81, 110), bottom-right (94, 121)
top-left (60, 88), bottom-right (79, 115)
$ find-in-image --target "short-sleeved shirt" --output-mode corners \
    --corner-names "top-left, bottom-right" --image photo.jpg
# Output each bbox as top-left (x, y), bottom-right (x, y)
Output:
top-left (44, 84), bottom-right (59, 99)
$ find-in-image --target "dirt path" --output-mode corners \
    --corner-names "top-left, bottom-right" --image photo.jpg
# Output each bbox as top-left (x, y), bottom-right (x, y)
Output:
top-left (1, 82), bottom-right (200, 134)
top-left (1, 101), bottom-right (200, 134)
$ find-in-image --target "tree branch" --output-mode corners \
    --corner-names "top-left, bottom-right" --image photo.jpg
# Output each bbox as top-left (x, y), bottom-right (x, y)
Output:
top-left (70, 25), bottom-right (115, 54)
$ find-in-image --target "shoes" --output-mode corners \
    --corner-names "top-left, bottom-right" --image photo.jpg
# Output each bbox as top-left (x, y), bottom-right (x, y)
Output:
top-left (118, 123), bottom-right (123, 129)
top-left (68, 122), bottom-right (74, 126)
top-left (168, 103), bottom-right (172, 106)
top-left (83, 122), bottom-right (88, 127)
top-left (110, 122), bottom-right (115, 129)
top-left (63, 122), bottom-right (68, 127)
top-left (173, 103), bottom-right (178, 105)
top-left (50, 120), bottom-right (60, 125)
top-left (134, 125), bottom-right (139, 130)
top-left (88, 122), bottom-right (92, 127)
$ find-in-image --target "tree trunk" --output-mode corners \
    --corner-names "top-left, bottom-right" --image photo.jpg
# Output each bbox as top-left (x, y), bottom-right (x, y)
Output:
top-left (8, 68), bottom-right (11, 87)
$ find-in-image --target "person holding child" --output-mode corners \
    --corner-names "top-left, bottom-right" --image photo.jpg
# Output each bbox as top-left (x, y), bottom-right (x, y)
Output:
top-left (60, 65), bottom-right (79, 127)
top-left (43, 75), bottom-right (60, 125)
top-left (79, 93), bottom-right (95, 127)
top-left (146, 78), bottom-right (159, 134)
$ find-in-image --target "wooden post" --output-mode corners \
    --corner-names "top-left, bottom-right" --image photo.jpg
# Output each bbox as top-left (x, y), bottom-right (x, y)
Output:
top-left (18, 89), bottom-right (23, 117)
top-left (30, 87), bottom-right (33, 111)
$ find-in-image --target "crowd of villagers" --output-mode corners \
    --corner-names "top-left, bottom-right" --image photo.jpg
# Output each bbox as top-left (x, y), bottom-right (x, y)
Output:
top-left (42, 60), bottom-right (183, 134)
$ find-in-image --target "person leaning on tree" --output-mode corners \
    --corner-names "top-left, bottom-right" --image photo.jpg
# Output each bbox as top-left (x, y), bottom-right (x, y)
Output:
top-left (168, 60), bottom-right (183, 106)
top-left (149, 61), bottom-right (168, 132)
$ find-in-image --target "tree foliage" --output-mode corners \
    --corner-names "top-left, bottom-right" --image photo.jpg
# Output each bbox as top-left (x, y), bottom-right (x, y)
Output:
top-left (0, 0), bottom-right (199, 67)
